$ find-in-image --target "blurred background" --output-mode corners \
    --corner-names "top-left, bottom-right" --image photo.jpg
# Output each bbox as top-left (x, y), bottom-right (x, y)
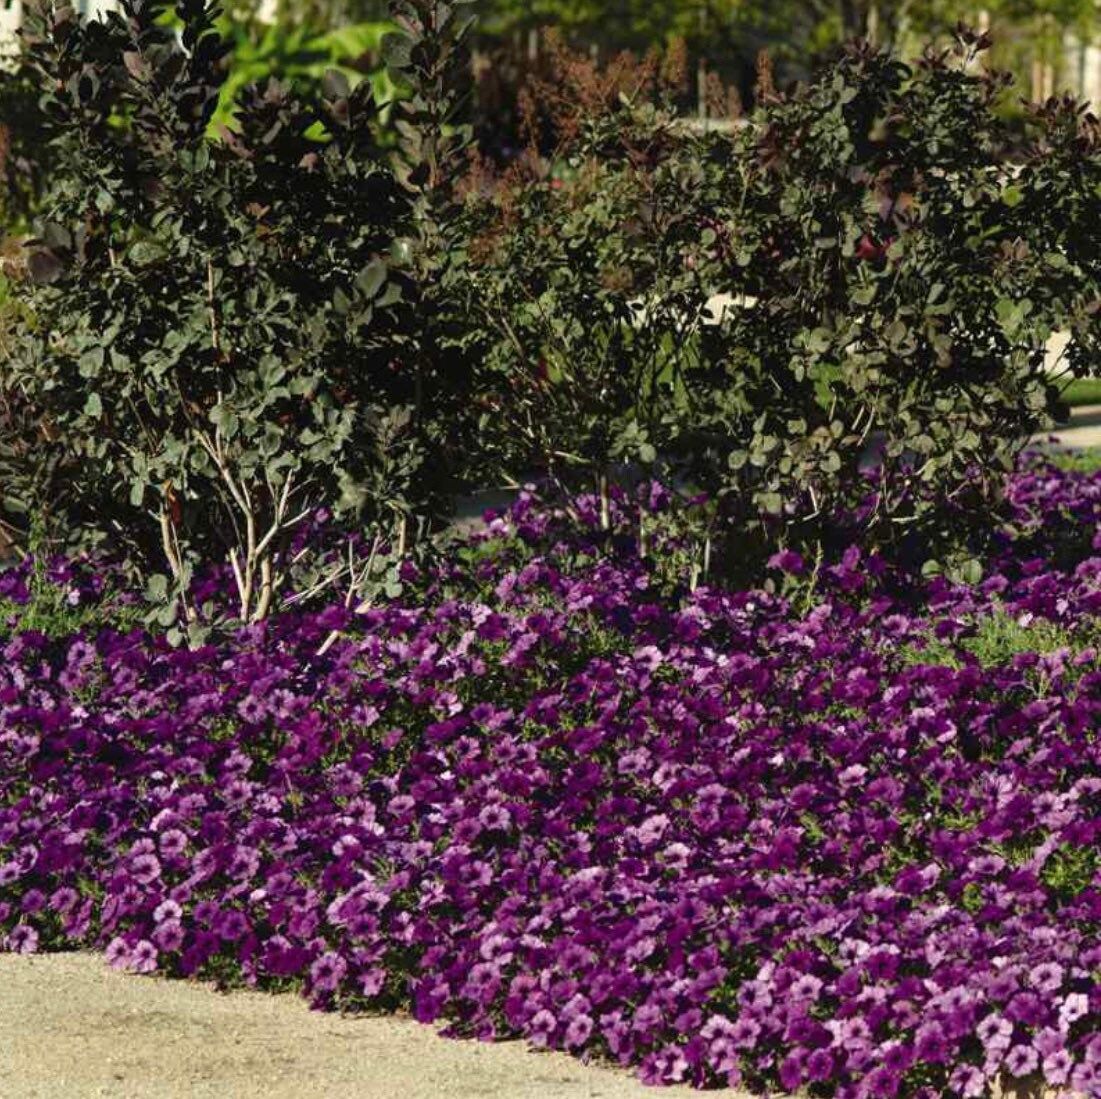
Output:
top-left (3, 0), bottom-right (1099, 117)
top-left (0, 0), bottom-right (1098, 229)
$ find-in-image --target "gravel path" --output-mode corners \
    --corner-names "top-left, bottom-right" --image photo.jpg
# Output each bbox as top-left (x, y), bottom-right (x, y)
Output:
top-left (0, 953), bottom-right (707, 1099)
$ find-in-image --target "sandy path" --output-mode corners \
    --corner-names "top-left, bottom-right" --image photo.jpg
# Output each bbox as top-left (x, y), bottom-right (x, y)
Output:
top-left (1037, 404), bottom-right (1101, 450)
top-left (0, 953), bottom-right (709, 1099)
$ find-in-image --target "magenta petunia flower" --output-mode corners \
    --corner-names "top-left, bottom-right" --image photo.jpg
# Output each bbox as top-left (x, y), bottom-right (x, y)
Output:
top-left (1005, 1045), bottom-right (1039, 1077)
top-left (6, 924), bottom-right (39, 954)
top-left (309, 951), bottom-right (347, 994)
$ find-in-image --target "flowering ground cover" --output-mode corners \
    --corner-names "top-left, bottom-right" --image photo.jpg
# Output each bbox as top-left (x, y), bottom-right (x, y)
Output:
top-left (2, 460), bottom-right (1101, 1097)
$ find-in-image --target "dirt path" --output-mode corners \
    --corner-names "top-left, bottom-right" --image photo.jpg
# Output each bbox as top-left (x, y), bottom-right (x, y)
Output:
top-left (1036, 404), bottom-right (1101, 450)
top-left (0, 953), bottom-right (708, 1099)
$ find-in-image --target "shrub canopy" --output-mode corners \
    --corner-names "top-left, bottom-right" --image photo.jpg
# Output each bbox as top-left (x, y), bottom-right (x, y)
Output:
top-left (2, 9), bottom-right (1101, 617)
top-left (464, 33), bottom-right (1101, 578)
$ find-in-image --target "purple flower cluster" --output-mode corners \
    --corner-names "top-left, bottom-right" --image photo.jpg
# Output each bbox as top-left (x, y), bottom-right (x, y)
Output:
top-left (1, 461), bottom-right (1101, 1096)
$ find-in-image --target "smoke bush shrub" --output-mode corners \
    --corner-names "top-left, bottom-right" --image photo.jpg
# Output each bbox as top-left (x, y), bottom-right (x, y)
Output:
top-left (1, 0), bottom-right (452, 631)
top-left (461, 38), bottom-right (715, 512)
top-left (466, 32), bottom-right (1101, 580)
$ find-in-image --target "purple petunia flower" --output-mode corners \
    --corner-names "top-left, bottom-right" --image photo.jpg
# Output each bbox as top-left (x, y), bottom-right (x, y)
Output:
top-left (6, 924), bottom-right (38, 954)
top-left (129, 940), bottom-right (158, 974)
top-left (948, 1064), bottom-right (985, 1098)
top-left (129, 853), bottom-right (161, 885)
top-left (806, 1048), bottom-right (835, 1082)
top-left (881, 1041), bottom-right (914, 1074)
top-left (49, 887), bottom-right (79, 915)
top-left (20, 889), bottom-right (46, 915)
top-left (914, 1022), bottom-right (950, 1064)
top-left (1028, 962), bottom-right (1065, 994)
top-left (153, 899), bottom-right (182, 925)
top-left (564, 1015), bottom-right (594, 1049)
top-left (1059, 992), bottom-right (1089, 1028)
top-left (152, 920), bottom-right (185, 953)
top-left (309, 951), bottom-right (347, 994)
top-left (105, 936), bottom-right (131, 970)
top-left (1005, 1045), bottom-right (1039, 1077)
top-left (478, 805), bottom-right (511, 831)
top-left (528, 1010), bottom-right (557, 1048)
top-left (216, 909), bottom-right (250, 942)
top-left (977, 1013), bottom-right (1012, 1053)
top-left (158, 829), bottom-right (189, 858)
top-left (1042, 1049), bottom-right (1074, 1086)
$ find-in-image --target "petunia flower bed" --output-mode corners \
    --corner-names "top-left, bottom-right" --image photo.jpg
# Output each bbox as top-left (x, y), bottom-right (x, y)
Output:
top-left (2, 461), bottom-right (1101, 1097)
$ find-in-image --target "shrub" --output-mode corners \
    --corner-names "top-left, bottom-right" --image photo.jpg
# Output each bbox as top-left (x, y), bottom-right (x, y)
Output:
top-left (465, 32), bottom-right (1101, 581)
top-left (3, 0), bottom-right (444, 632)
top-left (460, 37), bottom-right (719, 539)
top-left (0, 63), bottom-right (52, 233)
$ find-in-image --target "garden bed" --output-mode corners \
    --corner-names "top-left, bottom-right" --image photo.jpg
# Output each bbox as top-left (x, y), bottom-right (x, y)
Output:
top-left (2, 460), bottom-right (1101, 1096)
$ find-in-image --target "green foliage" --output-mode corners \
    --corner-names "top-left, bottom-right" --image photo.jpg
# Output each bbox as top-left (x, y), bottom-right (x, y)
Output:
top-left (960, 880), bottom-right (985, 912)
top-left (383, 0), bottom-right (484, 496)
top-left (214, 17), bottom-right (399, 131)
top-left (0, 524), bottom-right (142, 642)
top-left (465, 33), bottom-right (1101, 578)
top-left (1045, 448), bottom-right (1101, 473)
top-left (5, 7), bottom-right (1100, 610)
top-left (0, 584), bottom-right (138, 642)
top-left (461, 44), bottom-right (717, 516)
top-left (0, 63), bottom-right (53, 233)
top-left (1041, 843), bottom-right (1101, 902)
top-left (695, 37), bottom-right (1100, 570)
top-left (899, 607), bottom-right (1100, 672)
top-left (1061, 377), bottom-right (1101, 407)
top-left (3, 0), bottom-right (442, 625)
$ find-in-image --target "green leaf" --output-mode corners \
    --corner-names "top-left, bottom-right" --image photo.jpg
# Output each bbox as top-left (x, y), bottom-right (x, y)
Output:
top-left (209, 404), bottom-right (239, 439)
top-left (960, 559), bottom-right (983, 585)
top-left (129, 240), bottom-right (165, 266)
top-left (145, 574), bottom-right (169, 603)
top-left (356, 260), bottom-right (387, 299)
top-left (78, 347), bottom-right (105, 378)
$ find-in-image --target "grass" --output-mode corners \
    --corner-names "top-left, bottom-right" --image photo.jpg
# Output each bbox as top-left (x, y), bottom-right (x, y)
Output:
top-left (1045, 448), bottom-right (1101, 473)
top-left (0, 562), bottom-right (143, 643)
top-left (900, 608), bottom-right (1099, 672)
top-left (1061, 377), bottom-right (1101, 408)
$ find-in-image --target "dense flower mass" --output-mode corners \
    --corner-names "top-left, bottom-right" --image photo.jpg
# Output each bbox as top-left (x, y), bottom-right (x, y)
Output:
top-left (2, 460), bottom-right (1101, 1096)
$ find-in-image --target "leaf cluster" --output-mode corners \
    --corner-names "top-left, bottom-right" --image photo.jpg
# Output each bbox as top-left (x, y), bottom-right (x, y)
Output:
top-left (3, 0), bottom-right (436, 624)
top-left (463, 33), bottom-right (1101, 578)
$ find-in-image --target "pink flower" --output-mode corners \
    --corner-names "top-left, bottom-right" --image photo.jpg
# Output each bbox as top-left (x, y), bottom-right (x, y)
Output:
top-left (6, 924), bottom-right (38, 954)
